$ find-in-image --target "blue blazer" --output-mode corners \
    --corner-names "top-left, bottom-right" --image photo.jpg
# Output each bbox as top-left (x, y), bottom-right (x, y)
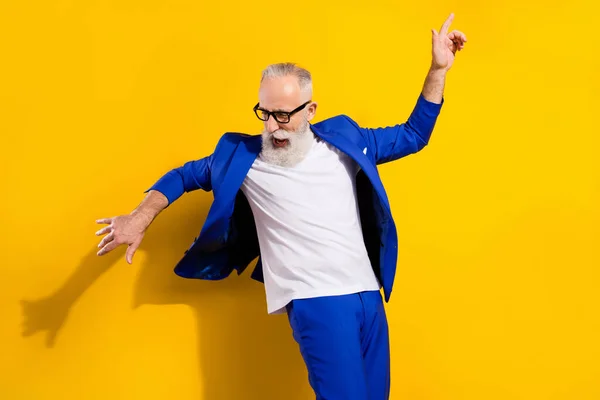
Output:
top-left (147, 93), bottom-right (443, 303)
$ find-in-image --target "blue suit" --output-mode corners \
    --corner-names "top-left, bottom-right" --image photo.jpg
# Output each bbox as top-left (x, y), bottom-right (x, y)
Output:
top-left (147, 93), bottom-right (442, 302)
top-left (147, 92), bottom-right (443, 399)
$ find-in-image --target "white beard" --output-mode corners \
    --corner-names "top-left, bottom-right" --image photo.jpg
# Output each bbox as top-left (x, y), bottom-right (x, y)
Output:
top-left (260, 118), bottom-right (314, 167)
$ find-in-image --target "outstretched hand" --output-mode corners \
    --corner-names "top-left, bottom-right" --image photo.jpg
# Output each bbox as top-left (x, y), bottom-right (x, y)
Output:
top-left (95, 213), bottom-right (150, 264)
top-left (431, 13), bottom-right (467, 71)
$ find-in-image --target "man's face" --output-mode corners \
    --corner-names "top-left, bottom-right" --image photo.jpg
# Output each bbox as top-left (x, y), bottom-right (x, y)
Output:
top-left (257, 75), bottom-right (318, 167)
top-left (258, 76), bottom-right (316, 133)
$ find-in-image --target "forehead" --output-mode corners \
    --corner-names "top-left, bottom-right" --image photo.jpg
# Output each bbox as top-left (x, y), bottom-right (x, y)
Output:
top-left (258, 75), bottom-right (302, 111)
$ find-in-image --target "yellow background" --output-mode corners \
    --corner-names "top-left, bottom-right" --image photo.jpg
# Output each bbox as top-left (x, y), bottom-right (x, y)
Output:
top-left (1, 0), bottom-right (599, 399)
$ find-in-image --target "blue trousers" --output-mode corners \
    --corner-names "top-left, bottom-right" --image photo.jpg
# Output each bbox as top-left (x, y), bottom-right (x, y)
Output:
top-left (285, 290), bottom-right (390, 400)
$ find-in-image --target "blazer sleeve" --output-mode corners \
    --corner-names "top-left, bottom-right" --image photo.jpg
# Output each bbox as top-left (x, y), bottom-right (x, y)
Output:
top-left (144, 153), bottom-right (214, 206)
top-left (356, 93), bottom-right (444, 164)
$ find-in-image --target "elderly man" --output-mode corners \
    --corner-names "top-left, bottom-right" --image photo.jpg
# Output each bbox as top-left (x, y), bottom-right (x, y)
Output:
top-left (96, 13), bottom-right (466, 400)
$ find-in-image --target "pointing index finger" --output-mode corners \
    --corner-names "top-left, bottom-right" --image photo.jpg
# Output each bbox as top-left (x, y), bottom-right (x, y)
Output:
top-left (440, 13), bottom-right (454, 37)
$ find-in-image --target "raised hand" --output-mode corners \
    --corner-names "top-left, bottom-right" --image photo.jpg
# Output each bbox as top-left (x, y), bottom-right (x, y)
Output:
top-left (431, 13), bottom-right (467, 71)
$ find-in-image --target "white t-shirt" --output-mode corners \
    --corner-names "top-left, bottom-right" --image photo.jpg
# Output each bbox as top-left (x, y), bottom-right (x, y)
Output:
top-left (240, 134), bottom-right (381, 314)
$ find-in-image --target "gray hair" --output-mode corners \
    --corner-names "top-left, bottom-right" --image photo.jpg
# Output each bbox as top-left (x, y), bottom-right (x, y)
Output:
top-left (261, 62), bottom-right (313, 96)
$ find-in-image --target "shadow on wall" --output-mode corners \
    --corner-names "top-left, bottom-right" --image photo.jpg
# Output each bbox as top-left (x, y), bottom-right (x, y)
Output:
top-left (20, 191), bottom-right (311, 399)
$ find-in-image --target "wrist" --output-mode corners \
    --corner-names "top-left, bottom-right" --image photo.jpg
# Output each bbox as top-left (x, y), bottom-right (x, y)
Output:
top-left (130, 208), bottom-right (155, 227)
top-left (428, 64), bottom-right (448, 76)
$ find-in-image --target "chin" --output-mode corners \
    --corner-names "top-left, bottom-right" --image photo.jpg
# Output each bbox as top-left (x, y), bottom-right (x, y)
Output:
top-left (261, 144), bottom-right (304, 167)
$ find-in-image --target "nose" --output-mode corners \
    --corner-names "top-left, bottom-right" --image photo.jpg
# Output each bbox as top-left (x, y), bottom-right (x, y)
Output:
top-left (265, 116), bottom-right (280, 133)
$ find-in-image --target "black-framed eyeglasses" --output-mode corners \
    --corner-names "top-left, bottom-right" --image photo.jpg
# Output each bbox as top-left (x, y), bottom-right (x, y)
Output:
top-left (253, 100), bottom-right (312, 124)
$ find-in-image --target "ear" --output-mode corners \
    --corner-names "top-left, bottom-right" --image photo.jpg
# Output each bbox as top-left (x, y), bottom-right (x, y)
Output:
top-left (306, 102), bottom-right (318, 122)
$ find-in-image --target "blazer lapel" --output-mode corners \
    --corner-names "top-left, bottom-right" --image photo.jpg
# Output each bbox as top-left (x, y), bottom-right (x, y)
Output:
top-left (310, 124), bottom-right (391, 213)
top-left (216, 134), bottom-right (262, 212)
top-left (194, 135), bottom-right (261, 248)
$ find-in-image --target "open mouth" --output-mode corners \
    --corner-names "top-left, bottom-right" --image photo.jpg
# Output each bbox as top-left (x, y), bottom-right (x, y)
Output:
top-left (272, 137), bottom-right (289, 148)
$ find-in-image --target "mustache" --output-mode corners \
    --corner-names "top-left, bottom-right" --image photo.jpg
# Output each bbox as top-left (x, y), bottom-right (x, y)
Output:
top-left (265, 130), bottom-right (291, 140)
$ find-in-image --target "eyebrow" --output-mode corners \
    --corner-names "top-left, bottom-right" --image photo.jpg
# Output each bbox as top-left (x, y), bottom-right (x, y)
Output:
top-left (258, 106), bottom-right (289, 113)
